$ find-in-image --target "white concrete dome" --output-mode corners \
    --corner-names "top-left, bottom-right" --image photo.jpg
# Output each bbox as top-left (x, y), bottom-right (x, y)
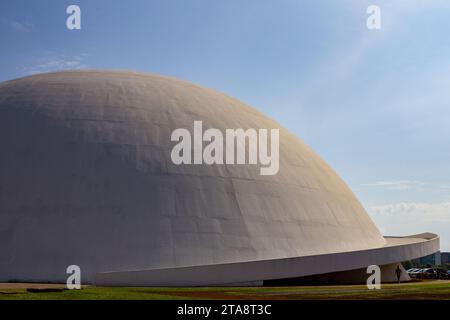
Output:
top-left (0, 71), bottom-right (437, 285)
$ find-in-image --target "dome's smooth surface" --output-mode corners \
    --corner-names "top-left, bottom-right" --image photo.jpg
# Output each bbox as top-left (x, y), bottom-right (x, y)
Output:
top-left (0, 70), bottom-right (386, 282)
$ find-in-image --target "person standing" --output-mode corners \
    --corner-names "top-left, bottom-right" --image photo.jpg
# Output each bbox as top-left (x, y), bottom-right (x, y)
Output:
top-left (395, 265), bottom-right (402, 284)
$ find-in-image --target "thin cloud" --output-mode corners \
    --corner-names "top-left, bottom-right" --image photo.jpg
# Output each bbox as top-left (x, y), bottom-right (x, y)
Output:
top-left (0, 17), bottom-right (35, 32)
top-left (358, 180), bottom-right (450, 192)
top-left (367, 201), bottom-right (450, 251)
top-left (22, 53), bottom-right (89, 75)
top-left (359, 180), bottom-right (423, 191)
top-left (369, 202), bottom-right (450, 222)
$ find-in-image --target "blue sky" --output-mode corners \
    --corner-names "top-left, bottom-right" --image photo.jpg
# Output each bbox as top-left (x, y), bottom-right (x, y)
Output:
top-left (1, 0), bottom-right (449, 250)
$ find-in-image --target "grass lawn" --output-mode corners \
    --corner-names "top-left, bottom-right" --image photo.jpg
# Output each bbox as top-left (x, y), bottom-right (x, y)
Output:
top-left (0, 280), bottom-right (449, 300)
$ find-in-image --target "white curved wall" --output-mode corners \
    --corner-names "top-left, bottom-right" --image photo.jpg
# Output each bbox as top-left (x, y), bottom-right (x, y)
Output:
top-left (95, 234), bottom-right (439, 286)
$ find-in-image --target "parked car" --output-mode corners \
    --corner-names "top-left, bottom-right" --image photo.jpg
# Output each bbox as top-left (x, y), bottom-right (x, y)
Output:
top-left (406, 268), bottom-right (419, 273)
top-left (407, 268), bottom-right (419, 277)
top-left (409, 268), bottom-right (423, 278)
top-left (419, 268), bottom-right (437, 279)
top-left (434, 268), bottom-right (447, 280)
top-left (441, 270), bottom-right (450, 280)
